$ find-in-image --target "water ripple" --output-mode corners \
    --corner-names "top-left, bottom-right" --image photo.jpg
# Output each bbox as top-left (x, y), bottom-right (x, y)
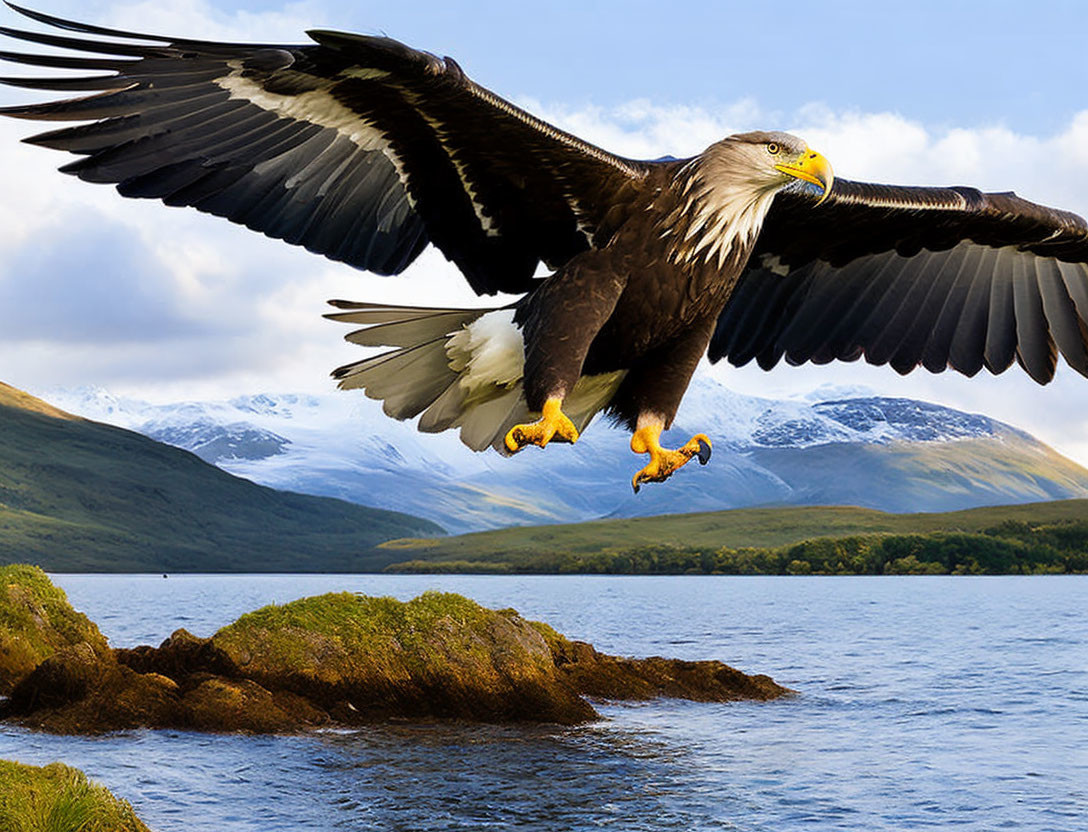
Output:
top-left (0, 574), bottom-right (1084, 831)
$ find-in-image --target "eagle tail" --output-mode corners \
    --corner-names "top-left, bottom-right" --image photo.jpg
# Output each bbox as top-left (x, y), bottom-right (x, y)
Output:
top-left (327, 301), bottom-right (626, 453)
top-left (326, 301), bottom-right (533, 452)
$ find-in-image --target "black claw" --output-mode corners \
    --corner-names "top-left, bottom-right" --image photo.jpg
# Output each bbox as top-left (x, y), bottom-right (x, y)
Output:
top-left (697, 439), bottom-right (712, 465)
top-left (632, 481), bottom-right (641, 494)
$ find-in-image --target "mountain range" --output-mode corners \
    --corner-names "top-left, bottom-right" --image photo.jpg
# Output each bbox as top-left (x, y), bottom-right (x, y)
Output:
top-left (37, 377), bottom-right (1088, 534)
top-left (0, 382), bottom-right (441, 572)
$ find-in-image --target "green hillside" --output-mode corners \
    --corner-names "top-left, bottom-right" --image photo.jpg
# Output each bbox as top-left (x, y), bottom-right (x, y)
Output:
top-left (5, 379), bottom-right (1086, 575)
top-left (0, 383), bottom-right (443, 572)
top-left (381, 499), bottom-right (1088, 574)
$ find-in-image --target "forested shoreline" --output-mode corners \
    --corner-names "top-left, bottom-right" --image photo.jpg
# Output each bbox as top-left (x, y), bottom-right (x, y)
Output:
top-left (387, 520), bottom-right (1088, 575)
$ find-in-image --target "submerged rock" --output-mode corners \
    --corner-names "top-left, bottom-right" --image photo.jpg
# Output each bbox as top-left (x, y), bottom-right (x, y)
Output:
top-left (1, 570), bottom-right (792, 733)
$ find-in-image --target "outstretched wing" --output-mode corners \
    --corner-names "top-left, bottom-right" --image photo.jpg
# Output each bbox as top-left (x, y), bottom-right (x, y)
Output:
top-left (711, 179), bottom-right (1088, 383)
top-left (0, 4), bottom-right (650, 294)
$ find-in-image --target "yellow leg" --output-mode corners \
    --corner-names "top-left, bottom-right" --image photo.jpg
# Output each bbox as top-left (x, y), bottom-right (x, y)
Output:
top-left (630, 419), bottom-right (712, 493)
top-left (504, 397), bottom-right (580, 453)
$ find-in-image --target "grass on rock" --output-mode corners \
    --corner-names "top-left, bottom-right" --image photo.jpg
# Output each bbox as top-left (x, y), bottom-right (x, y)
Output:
top-left (0, 564), bottom-right (107, 693)
top-left (213, 591), bottom-right (554, 682)
top-left (0, 760), bottom-right (149, 832)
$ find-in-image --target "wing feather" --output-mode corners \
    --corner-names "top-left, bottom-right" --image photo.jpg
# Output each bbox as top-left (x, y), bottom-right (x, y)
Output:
top-left (866, 250), bottom-right (941, 368)
top-left (983, 248), bottom-right (1017, 374)
top-left (0, 73), bottom-right (128, 91)
top-left (0, 48), bottom-right (135, 71)
top-left (1058, 261), bottom-right (1088, 319)
top-left (1037, 261), bottom-right (1088, 376)
top-left (0, 6), bottom-right (653, 294)
top-left (797, 255), bottom-right (901, 364)
top-left (713, 178), bottom-right (1088, 384)
top-left (886, 245), bottom-right (970, 374)
top-left (1011, 253), bottom-right (1056, 383)
top-left (945, 245), bottom-right (994, 377)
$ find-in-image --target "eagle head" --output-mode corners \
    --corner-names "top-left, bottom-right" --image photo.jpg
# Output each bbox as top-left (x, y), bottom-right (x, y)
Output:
top-left (722, 131), bottom-right (834, 204)
top-left (669, 131), bottom-right (836, 268)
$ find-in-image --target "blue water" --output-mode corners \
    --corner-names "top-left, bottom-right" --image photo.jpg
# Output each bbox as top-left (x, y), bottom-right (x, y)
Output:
top-left (1, 575), bottom-right (1085, 831)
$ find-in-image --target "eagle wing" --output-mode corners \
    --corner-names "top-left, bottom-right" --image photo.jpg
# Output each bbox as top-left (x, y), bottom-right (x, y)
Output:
top-left (711, 179), bottom-right (1088, 383)
top-left (0, 4), bottom-right (649, 295)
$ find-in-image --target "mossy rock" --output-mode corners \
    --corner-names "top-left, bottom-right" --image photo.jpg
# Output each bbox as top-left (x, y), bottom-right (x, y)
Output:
top-left (1, 574), bottom-right (791, 733)
top-left (5, 644), bottom-right (182, 734)
top-left (0, 565), bottom-right (108, 694)
top-left (180, 678), bottom-right (327, 732)
top-left (0, 759), bottom-right (150, 832)
top-left (212, 591), bottom-right (596, 723)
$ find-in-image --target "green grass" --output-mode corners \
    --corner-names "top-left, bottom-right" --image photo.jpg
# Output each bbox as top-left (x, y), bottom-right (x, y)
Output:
top-left (210, 591), bottom-right (562, 702)
top-left (6, 380), bottom-right (1088, 575)
top-left (214, 591), bottom-right (522, 677)
top-left (221, 591), bottom-right (492, 642)
top-left (0, 564), bottom-right (108, 693)
top-left (0, 386), bottom-right (443, 572)
top-left (0, 760), bottom-right (149, 832)
top-left (381, 500), bottom-right (1088, 573)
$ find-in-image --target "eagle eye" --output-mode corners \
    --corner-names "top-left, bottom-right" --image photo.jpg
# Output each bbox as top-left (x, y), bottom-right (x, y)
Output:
top-left (767, 142), bottom-right (781, 155)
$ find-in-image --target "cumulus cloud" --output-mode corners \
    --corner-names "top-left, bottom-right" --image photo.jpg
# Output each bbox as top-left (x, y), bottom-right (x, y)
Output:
top-left (2, 2), bottom-right (1088, 462)
top-left (98, 0), bottom-right (327, 42)
top-left (0, 216), bottom-right (206, 342)
top-left (528, 98), bottom-right (1088, 217)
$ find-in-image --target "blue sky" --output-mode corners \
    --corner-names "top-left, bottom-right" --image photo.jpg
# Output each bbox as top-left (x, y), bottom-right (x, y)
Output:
top-left (2, 1), bottom-right (1088, 461)
top-left (28, 0), bottom-right (1087, 134)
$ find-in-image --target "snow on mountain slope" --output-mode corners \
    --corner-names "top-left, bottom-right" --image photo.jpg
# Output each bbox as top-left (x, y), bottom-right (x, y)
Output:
top-left (38, 378), bottom-right (1088, 533)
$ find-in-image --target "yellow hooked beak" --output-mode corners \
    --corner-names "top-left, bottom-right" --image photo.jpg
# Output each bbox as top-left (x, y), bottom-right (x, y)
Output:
top-left (775, 148), bottom-right (834, 205)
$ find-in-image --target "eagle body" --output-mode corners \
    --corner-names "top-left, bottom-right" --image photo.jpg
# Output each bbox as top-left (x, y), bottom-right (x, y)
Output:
top-left (4, 5), bottom-right (1088, 490)
top-left (518, 143), bottom-right (780, 430)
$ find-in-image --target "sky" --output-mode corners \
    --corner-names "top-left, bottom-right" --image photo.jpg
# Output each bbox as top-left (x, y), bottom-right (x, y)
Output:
top-left (2, 1), bottom-right (1088, 461)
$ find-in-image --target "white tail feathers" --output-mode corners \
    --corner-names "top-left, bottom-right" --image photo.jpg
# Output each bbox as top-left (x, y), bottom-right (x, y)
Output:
top-left (327, 301), bottom-right (624, 452)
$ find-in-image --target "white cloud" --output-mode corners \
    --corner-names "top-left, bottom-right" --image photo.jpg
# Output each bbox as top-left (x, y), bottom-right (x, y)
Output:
top-left (99, 0), bottom-right (328, 42)
top-left (2, 2), bottom-right (1088, 464)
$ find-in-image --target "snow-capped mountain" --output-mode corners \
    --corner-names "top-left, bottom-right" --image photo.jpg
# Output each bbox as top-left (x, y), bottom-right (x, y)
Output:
top-left (38, 378), bottom-right (1088, 533)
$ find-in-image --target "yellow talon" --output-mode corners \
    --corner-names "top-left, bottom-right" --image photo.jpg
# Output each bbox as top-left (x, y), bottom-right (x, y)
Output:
top-left (504, 397), bottom-right (579, 453)
top-left (630, 422), bottom-right (712, 492)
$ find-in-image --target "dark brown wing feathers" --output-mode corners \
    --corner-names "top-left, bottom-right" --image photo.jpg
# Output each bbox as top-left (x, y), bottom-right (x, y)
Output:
top-left (0, 4), bottom-right (648, 295)
top-left (713, 179), bottom-right (1088, 384)
top-left (7, 5), bottom-right (1088, 391)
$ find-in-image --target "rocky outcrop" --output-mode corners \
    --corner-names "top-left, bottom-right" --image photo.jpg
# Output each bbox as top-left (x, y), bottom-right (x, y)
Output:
top-left (1, 573), bottom-right (792, 734)
top-left (534, 621), bottom-right (786, 702)
top-left (0, 564), bottom-right (109, 694)
top-left (208, 592), bottom-right (598, 725)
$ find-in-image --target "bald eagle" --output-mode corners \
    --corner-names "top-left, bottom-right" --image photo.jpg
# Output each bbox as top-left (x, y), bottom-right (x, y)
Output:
top-left (3, 5), bottom-right (1088, 492)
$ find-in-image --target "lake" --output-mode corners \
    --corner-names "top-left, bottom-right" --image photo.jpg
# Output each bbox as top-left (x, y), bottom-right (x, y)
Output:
top-left (2, 574), bottom-right (1085, 831)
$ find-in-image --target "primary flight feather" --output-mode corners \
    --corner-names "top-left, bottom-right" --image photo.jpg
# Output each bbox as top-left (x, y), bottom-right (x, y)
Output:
top-left (2, 3), bottom-right (1088, 491)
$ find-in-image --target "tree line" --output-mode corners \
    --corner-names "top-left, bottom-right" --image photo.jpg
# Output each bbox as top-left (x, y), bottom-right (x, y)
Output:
top-left (387, 520), bottom-right (1088, 575)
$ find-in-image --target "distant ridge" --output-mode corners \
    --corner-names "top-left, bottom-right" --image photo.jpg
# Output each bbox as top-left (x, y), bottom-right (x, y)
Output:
top-left (378, 499), bottom-right (1088, 574)
top-left (0, 383), bottom-right (443, 572)
top-left (0, 381), bottom-right (78, 422)
top-left (40, 378), bottom-right (1088, 533)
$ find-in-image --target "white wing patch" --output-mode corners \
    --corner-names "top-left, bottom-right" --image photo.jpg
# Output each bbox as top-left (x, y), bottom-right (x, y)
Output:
top-left (218, 68), bottom-right (509, 238)
top-left (215, 66), bottom-right (412, 194)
